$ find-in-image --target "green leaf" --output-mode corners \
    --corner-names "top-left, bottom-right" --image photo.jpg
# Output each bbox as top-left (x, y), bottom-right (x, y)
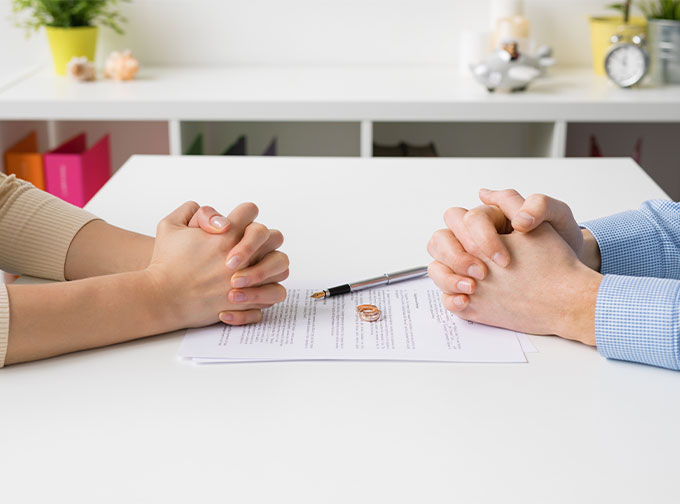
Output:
top-left (10, 0), bottom-right (131, 36)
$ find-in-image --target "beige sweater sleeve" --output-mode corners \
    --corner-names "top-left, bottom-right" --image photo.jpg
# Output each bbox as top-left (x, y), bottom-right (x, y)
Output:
top-left (0, 173), bottom-right (98, 367)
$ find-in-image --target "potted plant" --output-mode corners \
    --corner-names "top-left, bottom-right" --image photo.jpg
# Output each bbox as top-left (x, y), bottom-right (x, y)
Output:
top-left (588, 1), bottom-right (648, 75)
top-left (641, 0), bottom-right (680, 83)
top-left (11, 0), bottom-right (129, 75)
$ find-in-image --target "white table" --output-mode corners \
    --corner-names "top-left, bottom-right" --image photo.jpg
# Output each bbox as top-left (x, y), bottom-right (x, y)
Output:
top-left (2, 156), bottom-right (678, 504)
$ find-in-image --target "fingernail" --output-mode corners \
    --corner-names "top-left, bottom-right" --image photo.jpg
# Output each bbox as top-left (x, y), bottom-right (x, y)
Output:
top-left (514, 212), bottom-right (534, 228)
top-left (457, 280), bottom-right (472, 294)
top-left (467, 264), bottom-right (484, 280)
top-left (210, 215), bottom-right (229, 229)
top-left (232, 277), bottom-right (248, 288)
top-left (493, 252), bottom-right (509, 267)
top-left (453, 296), bottom-right (466, 307)
top-left (220, 313), bottom-right (234, 322)
top-left (479, 188), bottom-right (490, 193)
top-left (226, 255), bottom-right (241, 269)
top-left (232, 291), bottom-right (247, 302)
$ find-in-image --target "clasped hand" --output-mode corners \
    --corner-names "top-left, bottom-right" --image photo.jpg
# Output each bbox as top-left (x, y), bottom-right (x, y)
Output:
top-left (427, 189), bottom-right (602, 346)
top-left (147, 201), bottom-right (289, 331)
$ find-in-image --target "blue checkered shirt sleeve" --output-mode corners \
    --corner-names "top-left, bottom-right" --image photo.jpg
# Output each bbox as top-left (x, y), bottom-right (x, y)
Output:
top-left (581, 200), bottom-right (680, 370)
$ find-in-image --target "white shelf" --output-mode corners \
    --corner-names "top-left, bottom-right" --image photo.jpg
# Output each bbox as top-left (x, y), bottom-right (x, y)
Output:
top-left (1, 66), bottom-right (680, 122)
top-left (2, 65), bottom-right (679, 198)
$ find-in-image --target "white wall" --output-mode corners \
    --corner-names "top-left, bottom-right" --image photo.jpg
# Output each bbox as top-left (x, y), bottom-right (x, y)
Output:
top-left (1, 0), bottom-right (619, 71)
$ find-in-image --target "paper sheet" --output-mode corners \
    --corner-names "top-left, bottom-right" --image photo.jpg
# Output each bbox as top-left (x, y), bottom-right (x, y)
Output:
top-left (517, 333), bottom-right (537, 353)
top-left (179, 278), bottom-right (529, 364)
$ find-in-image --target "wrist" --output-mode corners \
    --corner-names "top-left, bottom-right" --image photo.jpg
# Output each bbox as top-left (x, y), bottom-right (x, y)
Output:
top-left (578, 229), bottom-right (602, 272)
top-left (555, 264), bottom-right (602, 346)
top-left (134, 268), bottom-right (185, 334)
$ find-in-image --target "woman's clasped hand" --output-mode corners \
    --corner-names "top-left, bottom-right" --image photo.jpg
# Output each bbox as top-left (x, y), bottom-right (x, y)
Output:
top-left (147, 201), bottom-right (289, 331)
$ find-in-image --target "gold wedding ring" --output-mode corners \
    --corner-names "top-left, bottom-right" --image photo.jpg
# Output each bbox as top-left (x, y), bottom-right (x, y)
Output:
top-left (357, 304), bottom-right (381, 322)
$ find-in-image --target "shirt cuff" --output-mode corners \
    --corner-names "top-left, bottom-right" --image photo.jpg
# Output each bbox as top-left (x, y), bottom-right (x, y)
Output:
top-left (0, 284), bottom-right (8, 368)
top-left (596, 274), bottom-right (680, 370)
top-left (581, 210), bottom-right (666, 277)
top-left (0, 183), bottom-right (98, 281)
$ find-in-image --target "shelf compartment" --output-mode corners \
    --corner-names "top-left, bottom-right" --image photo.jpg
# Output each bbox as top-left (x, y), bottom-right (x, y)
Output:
top-left (372, 122), bottom-right (556, 158)
top-left (51, 121), bottom-right (170, 173)
top-left (179, 121), bottom-right (360, 157)
top-left (566, 122), bottom-right (680, 200)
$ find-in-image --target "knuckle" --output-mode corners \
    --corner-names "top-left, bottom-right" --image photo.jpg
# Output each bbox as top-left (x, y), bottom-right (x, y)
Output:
top-left (442, 294), bottom-right (465, 312)
top-left (270, 229), bottom-right (284, 246)
top-left (528, 192), bottom-right (546, 204)
top-left (452, 254), bottom-right (475, 274)
top-left (251, 222), bottom-right (268, 234)
top-left (278, 252), bottom-right (290, 268)
top-left (242, 202), bottom-right (259, 215)
top-left (433, 228), bottom-right (450, 241)
top-left (528, 193), bottom-right (549, 213)
top-left (556, 199), bottom-right (570, 213)
top-left (278, 269), bottom-right (290, 282)
top-left (426, 236), bottom-right (436, 256)
top-left (462, 210), bottom-right (477, 224)
top-left (248, 288), bottom-right (265, 304)
top-left (184, 200), bottom-right (200, 213)
top-left (500, 189), bottom-right (520, 199)
top-left (428, 230), bottom-right (448, 253)
top-left (428, 261), bottom-right (442, 278)
top-left (248, 223), bottom-right (270, 246)
top-left (245, 268), bottom-right (265, 285)
top-left (464, 208), bottom-right (486, 223)
top-left (443, 206), bottom-right (465, 222)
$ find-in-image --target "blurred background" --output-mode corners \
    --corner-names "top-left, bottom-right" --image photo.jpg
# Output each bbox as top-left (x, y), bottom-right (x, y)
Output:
top-left (1, 0), bottom-right (679, 202)
top-left (2, 1), bottom-right (599, 68)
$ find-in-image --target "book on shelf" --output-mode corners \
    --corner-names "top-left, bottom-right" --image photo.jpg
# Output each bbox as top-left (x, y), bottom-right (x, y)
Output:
top-left (4, 131), bottom-right (45, 189)
top-left (185, 134), bottom-right (204, 155)
top-left (262, 137), bottom-right (277, 156)
top-left (222, 135), bottom-right (246, 155)
top-left (43, 133), bottom-right (111, 207)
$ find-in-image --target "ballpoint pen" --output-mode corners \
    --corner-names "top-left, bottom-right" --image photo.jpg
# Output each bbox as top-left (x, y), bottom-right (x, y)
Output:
top-left (311, 266), bottom-right (429, 299)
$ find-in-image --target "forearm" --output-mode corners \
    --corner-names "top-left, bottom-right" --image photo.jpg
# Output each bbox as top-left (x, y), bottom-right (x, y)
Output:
top-left (4, 270), bottom-right (171, 365)
top-left (65, 220), bottom-right (154, 280)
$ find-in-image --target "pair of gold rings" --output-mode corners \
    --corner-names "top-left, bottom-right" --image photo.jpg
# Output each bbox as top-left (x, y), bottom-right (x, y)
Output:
top-left (357, 304), bottom-right (381, 322)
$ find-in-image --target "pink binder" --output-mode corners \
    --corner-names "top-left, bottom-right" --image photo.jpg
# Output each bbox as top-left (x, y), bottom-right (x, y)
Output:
top-left (43, 134), bottom-right (111, 207)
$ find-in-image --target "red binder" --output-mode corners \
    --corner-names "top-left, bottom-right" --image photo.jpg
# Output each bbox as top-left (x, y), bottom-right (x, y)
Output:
top-left (43, 134), bottom-right (111, 207)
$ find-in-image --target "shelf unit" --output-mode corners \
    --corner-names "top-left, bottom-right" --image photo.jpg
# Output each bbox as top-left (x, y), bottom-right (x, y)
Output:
top-left (1, 65), bottom-right (679, 197)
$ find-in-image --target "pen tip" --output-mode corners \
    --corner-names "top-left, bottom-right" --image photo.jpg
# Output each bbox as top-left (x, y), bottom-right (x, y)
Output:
top-left (311, 291), bottom-right (325, 300)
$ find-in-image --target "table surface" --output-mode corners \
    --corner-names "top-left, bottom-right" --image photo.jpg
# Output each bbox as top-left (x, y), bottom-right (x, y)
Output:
top-left (2, 156), bottom-right (679, 504)
top-left (1, 66), bottom-right (680, 121)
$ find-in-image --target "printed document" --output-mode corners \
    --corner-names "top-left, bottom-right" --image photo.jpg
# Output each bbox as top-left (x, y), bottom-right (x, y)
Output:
top-left (179, 278), bottom-right (529, 364)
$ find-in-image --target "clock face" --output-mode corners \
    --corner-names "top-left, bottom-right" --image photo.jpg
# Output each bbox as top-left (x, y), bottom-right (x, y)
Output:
top-left (605, 43), bottom-right (649, 88)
